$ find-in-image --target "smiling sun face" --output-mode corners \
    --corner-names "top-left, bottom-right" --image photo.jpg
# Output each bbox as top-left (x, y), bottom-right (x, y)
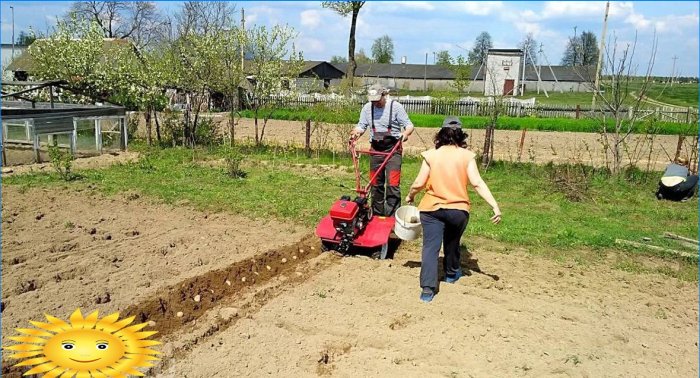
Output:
top-left (5, 309), bottom-right (160, 377)
top-left (43, 328), bottom-right (126, 371)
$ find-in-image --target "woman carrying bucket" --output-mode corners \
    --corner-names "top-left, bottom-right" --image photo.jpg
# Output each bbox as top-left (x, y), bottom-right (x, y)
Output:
top-left (405, 116), bottom-right (501, 302)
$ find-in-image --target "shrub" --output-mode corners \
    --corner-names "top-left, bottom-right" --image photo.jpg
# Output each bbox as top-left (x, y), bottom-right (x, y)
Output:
top-left (546, 163), bottom-right (597, 202)
top-left (195, 117), bottom-right (220, 146)
top-left (48, 143), bottom-right (75, 181)
top-left (223, 147), bottom-right (247, 179)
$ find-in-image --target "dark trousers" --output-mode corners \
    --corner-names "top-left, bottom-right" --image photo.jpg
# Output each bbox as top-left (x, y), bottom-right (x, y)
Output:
top-left (370, 150), bottom-right (402, 216)
top-left (419, 209), bottom-right (470, 290)
top-left (657, 175), bottom-right (699, 201)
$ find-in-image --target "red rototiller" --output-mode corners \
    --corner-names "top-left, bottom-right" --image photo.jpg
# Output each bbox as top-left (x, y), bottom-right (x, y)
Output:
top-left (315, 138), bottom-right (403, 259)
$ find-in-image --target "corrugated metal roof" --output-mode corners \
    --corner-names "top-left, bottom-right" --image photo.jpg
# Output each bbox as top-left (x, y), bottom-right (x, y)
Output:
top-left (488, 48), bottom-right (523, 55)
top-left (523, 65), bottom-right (595, 82)
top-left (332, 62), bottom-right (463, 80)
top-left (331, 62), bottom-right (591, 82)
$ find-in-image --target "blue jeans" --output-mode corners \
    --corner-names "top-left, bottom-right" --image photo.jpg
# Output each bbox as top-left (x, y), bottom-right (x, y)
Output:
top-left (419, 209), bottom-right (470, 290)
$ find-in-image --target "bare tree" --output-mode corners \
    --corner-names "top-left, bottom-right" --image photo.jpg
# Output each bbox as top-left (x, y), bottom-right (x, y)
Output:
top-left (67, 1), bottom-right (164, 49)
top-left (594, 31), bottom-right (657, 175)
top-left (322, 1), bottom-right (365, 87)
top-left (175, 1), bottom-right (236, 38)
top-left (480, 59), bottom-right (508, 170)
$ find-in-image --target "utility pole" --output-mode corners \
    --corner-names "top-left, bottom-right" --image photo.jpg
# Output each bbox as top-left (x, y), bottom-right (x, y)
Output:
top-left (520, 40), bottom-right (528, 96)
top-left (432, 51), bottom-right (436, 64)
top-left (241, 8), bottom-right (245, 69)
top-left (424, 52), bottom-right (427, 90)
top-left (670, 55), bottom-right (678, 87)
top-left (592, 1), bottom-right (609, 109)
top-left (10, 6), bottom-right (15, 60)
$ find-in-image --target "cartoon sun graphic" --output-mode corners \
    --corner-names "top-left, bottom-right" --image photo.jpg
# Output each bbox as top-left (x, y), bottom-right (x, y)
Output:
top-left (5, 308), bottom-right (160, 377)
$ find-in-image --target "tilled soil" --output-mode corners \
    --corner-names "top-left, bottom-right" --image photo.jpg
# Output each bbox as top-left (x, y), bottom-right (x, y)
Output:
top-left (0, 185), bottom-right (306, 346)
top-left (155, 239), bottom-right (699, 378)
top-left (2, 171), bottom-right (697, 378)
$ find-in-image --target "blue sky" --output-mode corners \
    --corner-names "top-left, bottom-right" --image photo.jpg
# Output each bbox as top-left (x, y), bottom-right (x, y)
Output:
top-left (1, 1), bottom-right (698, 77)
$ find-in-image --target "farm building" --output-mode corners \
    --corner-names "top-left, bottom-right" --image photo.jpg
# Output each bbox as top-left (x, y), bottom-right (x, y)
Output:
top-left (483, 49), bottom-right (523, 96)
top-left (1, 81), bottom-right (128, 166)
top-left (330, 52), bottom-right (593, 95)
top-left (331, 62), bottom-right (470, 91)
top-left (295, 61), bottom-right (346, 91)
top-left (1, 43), bottom-right (29, 73)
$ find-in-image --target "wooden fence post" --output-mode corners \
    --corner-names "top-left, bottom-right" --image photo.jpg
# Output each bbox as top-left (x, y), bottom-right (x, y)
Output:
top-left (305, 119), bottom-right (312, 158)
top-left (575, 105), bottom-right (580, 119)
top-left (517, 129), bottom-right (527, 162)
top-left (674, 135), bottom-right (685, 162)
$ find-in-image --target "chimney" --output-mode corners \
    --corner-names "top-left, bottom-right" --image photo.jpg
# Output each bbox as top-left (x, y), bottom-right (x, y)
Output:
top-left (401, 56), bottom-right (406, 64)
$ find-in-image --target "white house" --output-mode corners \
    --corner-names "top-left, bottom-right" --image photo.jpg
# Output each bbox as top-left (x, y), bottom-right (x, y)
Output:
top-left (483, 49), bottom-right (523, 96)
top-left (1, 43), bottom-right (28, 72)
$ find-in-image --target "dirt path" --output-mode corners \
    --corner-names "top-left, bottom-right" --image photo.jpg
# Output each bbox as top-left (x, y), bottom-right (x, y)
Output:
top-left (2, 186), bottom-right (697, 377)
top-left (1, 151), bottom-right (140, 175)
top-left (197, 116), bottom-right (694, 171)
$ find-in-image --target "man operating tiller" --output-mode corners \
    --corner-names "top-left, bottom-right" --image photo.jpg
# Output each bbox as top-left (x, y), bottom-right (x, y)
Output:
top-left (350, 84), bottom-right (414, 217)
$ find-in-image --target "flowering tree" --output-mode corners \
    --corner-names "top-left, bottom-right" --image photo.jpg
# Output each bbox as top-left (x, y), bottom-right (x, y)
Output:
top-left (31, 19), bottom-right (142, 103)
top-left (244, 24), bottom-right (304, 145)
top-left (30, 18), bottom-right (170, 145)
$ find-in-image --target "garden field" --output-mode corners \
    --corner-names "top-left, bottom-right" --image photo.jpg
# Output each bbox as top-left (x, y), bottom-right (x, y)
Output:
top-left (2, 122), bottom-right (698, 377)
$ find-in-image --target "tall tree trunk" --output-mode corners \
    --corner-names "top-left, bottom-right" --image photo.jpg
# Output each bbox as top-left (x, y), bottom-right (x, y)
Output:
top-left (229, 94), bottom-right (237, 146)
top-left (482, 125), bottom-right (493, 169)
top-left (184, 93), bottom-right (191, 147)
top-left (154, 109), bottom-right (162, 143)
top-left (144, 107), bottom-right (152, 146)
top-left (348, 7), bottom-right (359, 87)
top-left (254, 106), bottom-right (260, 145)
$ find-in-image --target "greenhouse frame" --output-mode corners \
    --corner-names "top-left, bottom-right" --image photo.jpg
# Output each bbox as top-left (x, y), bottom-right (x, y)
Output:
top-left (1, 82), bottom-right (128, 165)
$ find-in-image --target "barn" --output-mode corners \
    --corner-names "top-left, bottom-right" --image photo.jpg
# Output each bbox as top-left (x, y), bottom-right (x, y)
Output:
top-left (330, 52), bottom-right (593, 95)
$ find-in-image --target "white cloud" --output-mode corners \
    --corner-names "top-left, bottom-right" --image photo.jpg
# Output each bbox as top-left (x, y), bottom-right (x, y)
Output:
top-left (514, 21), bottom-right (543, 36)
top-left (355, 15), bottom-right (371, 38)
top-left (393, 2), bottom-right (435, 11)
top-left (297, 36), bottom-right (324, 54)
top-left (300, 9), bottom-right (321, 28)
top-left (655, 13), bottom-right (699, 34)
top-left (451, 2), bottom-right (504, 16)
top-left (624, 13), bottom-right (652, 30)
top-left (247, 6), bottom-right (283, 26)
top-left (537, 1), bottom-right (634, 20)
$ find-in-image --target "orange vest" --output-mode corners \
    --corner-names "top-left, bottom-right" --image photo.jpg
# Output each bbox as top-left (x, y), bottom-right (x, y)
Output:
top-left (418, 146), bottom-right (474, 212)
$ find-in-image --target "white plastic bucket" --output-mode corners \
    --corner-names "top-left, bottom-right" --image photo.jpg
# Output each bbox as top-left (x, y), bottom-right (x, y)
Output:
top-left (394, 205), bottom-right (422, 241)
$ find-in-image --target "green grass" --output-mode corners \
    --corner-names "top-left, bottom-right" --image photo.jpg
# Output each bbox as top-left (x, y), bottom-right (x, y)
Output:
top-left (639, 83), bottom-right (699, 108)
top-left (371, 83), bottom-right (698, 107)
top-left (240, 108), bottom-right (694, 135)
top-left (5, 143), bottom-right (697, 272)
